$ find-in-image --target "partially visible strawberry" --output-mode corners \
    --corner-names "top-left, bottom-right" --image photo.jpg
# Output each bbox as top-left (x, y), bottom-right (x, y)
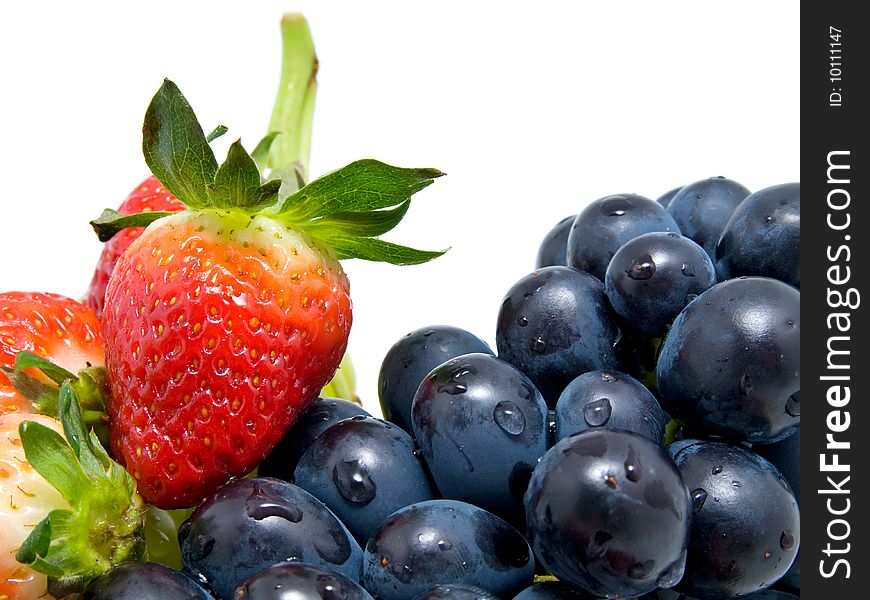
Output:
top-left (1, 385), bottom-right (145, 598)
top-left (84, 176), bottom-right (185, 317)
top-left (0, 292), bottom-right (104, 416)
top-left (94, 18), bottom-right (444, 509)
top-left (0, 413), bottom-right (65, 600)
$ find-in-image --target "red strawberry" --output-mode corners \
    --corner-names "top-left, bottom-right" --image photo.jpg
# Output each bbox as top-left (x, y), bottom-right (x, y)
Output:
top-left (95, 73), bottom-right (444, 509)
top-left (103, 210), bottom-right (353, 506)
top-left (0, 292), bottom-right (103, 415)
top-left (84, 176), bottom-right (184, 317)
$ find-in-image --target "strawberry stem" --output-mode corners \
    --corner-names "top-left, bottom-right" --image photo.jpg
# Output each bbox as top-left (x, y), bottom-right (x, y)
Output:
top-left (266, 13), bottom-right (318, 182)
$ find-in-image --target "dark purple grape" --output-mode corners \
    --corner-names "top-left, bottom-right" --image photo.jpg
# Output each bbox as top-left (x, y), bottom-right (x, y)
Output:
top-left (294, 416), bottom-right (437, 543)
top-left (82, 562), bottom-right (215, 600)
top-left (554, 370), bottom-right (666, 444)
top-left (715, 183), bottom-right (800, 286)
top-left (512, 581), bottom-right (600, 598)
top-left (259, 398), bottom-right (370, 481)
top-left (496, 266), bottom-right (622, 406)
top-left (363, 500), bottom-right (535, 600)
top-left (668, 440), bottom-right (799, 599)
top-left (666, 177), bottom-right (750, 262)
top-left (412, 583), bottom-right (500, 599)
top-left (536, 215), bottom-right (575, 268)
top-left (604, 232), bottom-right (716, 336)
top-left (412, 353), bottom-right (548, 523)
top-left (754, 429), bottom-right (800, 592)
top-left (525, 429), bottom-right (691, 598)
top-left (656, 277), bottom-right (800, 443)
top-left (566, 193), bottom-right (681, 280)
top-left (379, 326), bottom-right (493, 432)
top-left (178, 478), bottom-right (362, 600)
top-left (233, 562), bottom-right (373, 600)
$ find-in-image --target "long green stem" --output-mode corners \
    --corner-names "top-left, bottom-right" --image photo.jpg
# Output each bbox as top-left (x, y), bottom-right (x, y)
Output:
top-left (267, 13), bottom-right (318, 181)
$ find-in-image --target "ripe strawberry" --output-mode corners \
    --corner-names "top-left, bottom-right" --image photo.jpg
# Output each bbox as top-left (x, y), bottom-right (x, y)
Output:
top-left (84, 176), bottom-right (184, 317)
top-left (95, 76), bottom-right (444, 509)
top-left (0, 292), bottom-right (103, 416)
top-left (1, 385), bottom-right (144, 599)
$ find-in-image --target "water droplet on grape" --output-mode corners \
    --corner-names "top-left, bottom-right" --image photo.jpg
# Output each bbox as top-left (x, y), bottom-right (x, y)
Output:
top-left (739, 374), bottom-right (753, 396)
top-left (780, 529), bottom-right (796, 550)
top-left (691, 488), bottom-right (708, 512)
top-left (246, 484), bottom-right (303, 522)
top-left (681, 263), bottom-right (696, 277)
top-left (786, 393), bottom-right (800, 417)
top-left (583, 397), bottom-right (612, 427)
top-left (601, 197), bottom-right (632, 217)
top-left (493, 400), bottom-right (526, 436)
top-left (657, 550), bottom-right (687, 588)
top-left (517, 315), bottom-right (528, 327)
top-left (627, 559), bottom-right (656, 579)
top-left (332, 459), bottom-right (377, 504)
top-left (317, 575), bottom-right (347, 600)
top-left (624, 445), bottom-right (642, 482)
top-left (439, 383), bottom-right (468, 395)
top-left (626, 254), bottom-right (656, 280)
top-left (531, 336), bottom-right (547, 353)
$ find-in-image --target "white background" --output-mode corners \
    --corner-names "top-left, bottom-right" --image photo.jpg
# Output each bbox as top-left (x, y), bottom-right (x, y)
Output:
top-left (0, 1), bottom-right (799, 414)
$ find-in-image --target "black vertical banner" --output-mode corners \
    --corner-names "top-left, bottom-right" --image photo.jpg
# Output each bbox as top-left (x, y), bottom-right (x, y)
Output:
top-left (801, 4), bottom-right (867, 598)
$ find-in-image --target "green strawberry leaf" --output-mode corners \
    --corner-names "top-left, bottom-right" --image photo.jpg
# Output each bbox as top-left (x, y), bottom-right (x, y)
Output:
top-left (142, 78), bottom-right (218, 209)
top-left (277, 159), bottom-right (444, 221)
top-left (328, 237), bottom-right (448, 265)
top-left (208, 139), bottom-right (267, 209)
top-left (19, 420), bottom-right (90, 503)
top-left (305, 199), bottom-right (412, 238)
top-left (14, 350), bottom-right (76, 385)
top-left (206, 124), bottom-right (229, 143)
top-left (90, 208), bottom-right (175, 242)
top-left (58, 382), bottom-right (107, 478)
top-left (0, 365), bottom-right (60, 415)
top-left (15, 515), bottom-right (54, 567)
top-left (251, 132), bottom-right (280, 172)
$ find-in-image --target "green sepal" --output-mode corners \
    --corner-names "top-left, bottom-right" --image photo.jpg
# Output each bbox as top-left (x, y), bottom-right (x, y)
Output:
top-left (251, 132), bottom-right (280, 172)
top-left (142, 79), bottom-right (218, 209)
top-left (3, 352), bottom-right (108, 431)
top-left (0, 365), bottom-right (58, 414)
top-left (277, 159), bottom-right (443, 221)
top-left (329, 237), bottom-right (448, 265)
top-left (58, 382), bottom-right (109, 478)
top-left (206, 124), bottom-right (229, 143)
top-left (16, 385), bottom-right (145, 589)
top-left (90, 208), bottom-right (174, 242)
top-left (14, 350), bottom-right (75, 385)
top-left (207, 139), bottom-right (270, 209)
top-left (15, 515), bottom-right (56, 570)
top-left (305, 199), bottom-right (411, 238)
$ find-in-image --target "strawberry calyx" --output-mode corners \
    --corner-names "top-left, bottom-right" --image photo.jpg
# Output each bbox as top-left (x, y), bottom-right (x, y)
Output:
top-left (1, 351), bottom-right (109, 439)
top-left (91, 16), bottom-right (446, 266)
top-left (15, 381), bottom-right (145, 594)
